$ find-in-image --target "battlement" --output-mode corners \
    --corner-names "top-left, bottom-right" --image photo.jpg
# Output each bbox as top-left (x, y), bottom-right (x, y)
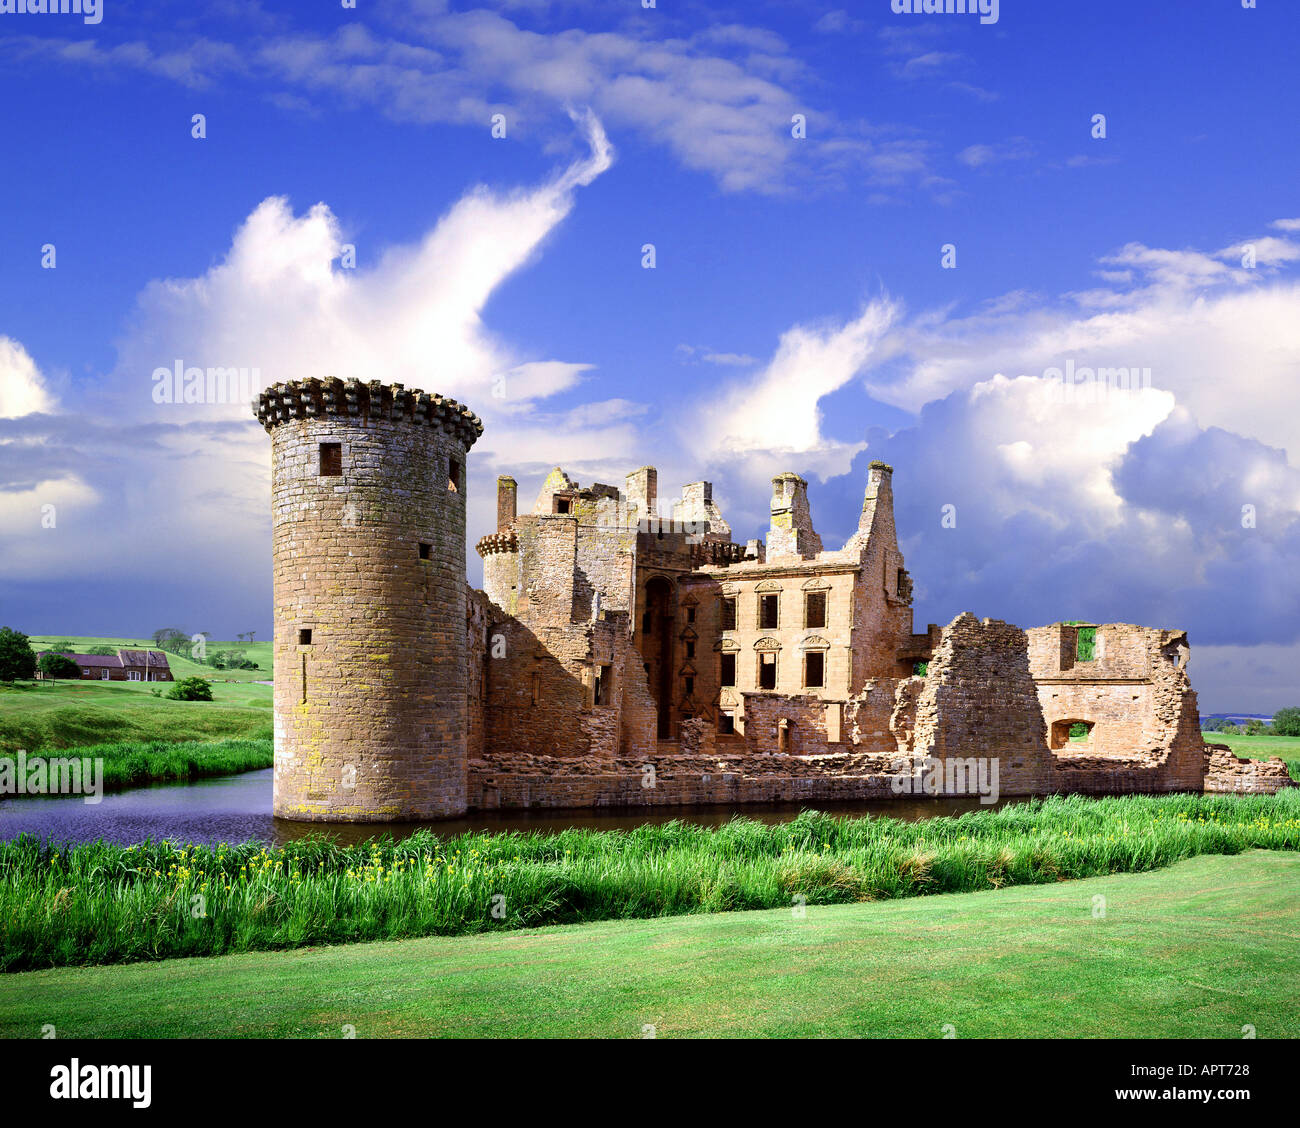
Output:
top-left (253, 378), bottom-right (483, 449)
top-left (477, 531), bottom-right (519, 557)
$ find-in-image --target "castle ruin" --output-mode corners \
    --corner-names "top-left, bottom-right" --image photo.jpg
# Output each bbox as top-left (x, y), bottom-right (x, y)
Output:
top-left (255, 379), bottom-right (1293, 821)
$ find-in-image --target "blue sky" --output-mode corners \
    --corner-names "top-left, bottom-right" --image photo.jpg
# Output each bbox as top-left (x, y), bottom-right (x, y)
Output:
top-left (1, 0), bottom-right (1298, 711)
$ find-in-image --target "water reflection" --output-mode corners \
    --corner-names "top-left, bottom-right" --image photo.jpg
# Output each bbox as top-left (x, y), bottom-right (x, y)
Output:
top-left (0, 768), bottom-right (1020, 848)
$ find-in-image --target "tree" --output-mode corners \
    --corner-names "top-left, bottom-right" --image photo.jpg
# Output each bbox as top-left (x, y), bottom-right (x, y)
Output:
top-left (1272, 707), bottom-right (1300, 737)
top-left (48, 639), bottom-right (77, 654)
top-left (85, 645), bottom-right (117, 656)
top-left (1245, 718), bottom-right (1265, 736)
top-left (0, 627), bottom-right (38, 683)
top-left (166, 676), bottom-right (213, 702)
top-left (152, 628), bottom-right (187, 655)
top-left (37, 652), bottom-right (80, 681)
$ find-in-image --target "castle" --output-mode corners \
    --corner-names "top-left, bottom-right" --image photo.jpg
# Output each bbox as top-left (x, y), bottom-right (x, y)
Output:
top-left (254, 379), bottom-right (1293, 822)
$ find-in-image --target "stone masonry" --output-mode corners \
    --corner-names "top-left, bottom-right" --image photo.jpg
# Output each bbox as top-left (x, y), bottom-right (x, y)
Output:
top-left (256, 381), bottom-right (1291, 821)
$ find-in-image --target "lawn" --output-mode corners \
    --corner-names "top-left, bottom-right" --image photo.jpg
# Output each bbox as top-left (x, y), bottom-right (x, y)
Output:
top-left (1207, 732), bottom-right (1300, 779)
top-left (0, 678), bottom-right (272, 754)
top-left (0, 850), bottom-right (1293, 1038)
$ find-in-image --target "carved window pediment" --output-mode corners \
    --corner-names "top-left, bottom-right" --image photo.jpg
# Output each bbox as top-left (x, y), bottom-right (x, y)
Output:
top-left (800, 635), bottom-right (831, 650)
top-left (679, 626), bottom-right (698, 641)
top-left (754, 636), bottom-right (782, 651)
top-left (801, 577), bottom-right (832, 591)
top-left (721, 582), bottom-right (739, 596)
top-left (714, 639), bottom-right (741, 653)
top-left (719, 688), bottom-right (740, 707)
top-left (755, 579), bottom-right (783, 593)
top-left (679, 663), bottom-right (697, 678)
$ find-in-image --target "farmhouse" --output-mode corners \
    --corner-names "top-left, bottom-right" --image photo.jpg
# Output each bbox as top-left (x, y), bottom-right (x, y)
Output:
top-left (35, 649), bottom-right (173, 682)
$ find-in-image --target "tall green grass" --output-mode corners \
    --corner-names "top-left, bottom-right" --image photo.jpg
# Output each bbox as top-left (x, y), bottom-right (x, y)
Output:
top-left (3, 790), bottom-right (1298, 971)
top-left (0, 738), bottom-right (272, 795)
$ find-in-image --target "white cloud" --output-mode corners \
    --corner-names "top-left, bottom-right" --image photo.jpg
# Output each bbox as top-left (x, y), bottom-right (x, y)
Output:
top-left (863, 223), bottom-right (1300, 465)
top-left (689, 299), bottom-right (898, 495)
top-left (957, 138), bottom-right (1033, 168)
top-left (3, 7), bottom-right (937, 197)
top-left (1, 113), bottom-right (643, 592)
top-left (0, 337), bottom-right (55, 419)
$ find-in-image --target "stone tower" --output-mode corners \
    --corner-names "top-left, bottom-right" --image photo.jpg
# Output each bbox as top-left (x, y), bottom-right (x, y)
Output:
top-left (254, 378), bottom-right (483, 822)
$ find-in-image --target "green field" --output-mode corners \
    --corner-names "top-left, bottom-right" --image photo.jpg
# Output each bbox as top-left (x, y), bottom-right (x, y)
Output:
top-left (0, 679), bottom-right (272, 754)
top-left (25, 635), bottom-right (273, 685)
top-left (1, 850), bottom-right (1293, 1038)
top-left (1208, 732), bottom-right (1300, 779)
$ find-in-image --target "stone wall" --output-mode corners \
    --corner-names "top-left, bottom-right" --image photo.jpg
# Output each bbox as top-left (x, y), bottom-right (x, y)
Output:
top-left (1202, 744), bottom-right (1295, 793)
top-left (257, 378), bottom-right (481, 821)
top-left (909, 613), bottom-right (1052, 795)
top-left (1028, 622), bottom-right (1206, 790)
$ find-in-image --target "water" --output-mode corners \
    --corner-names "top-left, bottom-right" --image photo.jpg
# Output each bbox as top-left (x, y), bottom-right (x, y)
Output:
top-left (0, 768), bottom-right (1019, 848)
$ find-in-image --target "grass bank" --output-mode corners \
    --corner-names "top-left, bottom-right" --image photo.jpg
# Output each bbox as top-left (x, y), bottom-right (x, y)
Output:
top-left (1, 850), bottom-right (1294, 1038)
top-left (0, 738), bottom-right (272, 796)
top-left (0, 679), bottom-right (272, 754)
top-left (3, 790), bottom-right (1298, 971)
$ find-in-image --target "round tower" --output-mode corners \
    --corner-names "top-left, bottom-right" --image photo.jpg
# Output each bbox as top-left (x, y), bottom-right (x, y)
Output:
top-left (254, 378), bottom-right (483, 821)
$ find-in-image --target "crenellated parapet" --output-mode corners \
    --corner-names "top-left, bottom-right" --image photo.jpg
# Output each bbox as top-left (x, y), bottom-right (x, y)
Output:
top-left (253, 378), bottom-right (483, 449)
top-left (476, 531), bottom-right (519, 557)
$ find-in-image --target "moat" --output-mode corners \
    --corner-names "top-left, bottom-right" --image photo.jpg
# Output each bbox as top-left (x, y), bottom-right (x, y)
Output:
top-left (0, 768), bottom-right (1020, 847)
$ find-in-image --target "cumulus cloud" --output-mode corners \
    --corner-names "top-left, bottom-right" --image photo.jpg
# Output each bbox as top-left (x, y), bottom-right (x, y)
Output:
top-left (815, 379), bottom-right (1300, 663)
top-left (692, 299), bottom-right (897, 476)
top-left (1, 114), bottom-right (637, 603)
top-left (670, 222), bottom-right (1300, 681)
top-left (861, 225), bottom-right (1300, 463)
top-left (0, 338), bottom-right (56, 419)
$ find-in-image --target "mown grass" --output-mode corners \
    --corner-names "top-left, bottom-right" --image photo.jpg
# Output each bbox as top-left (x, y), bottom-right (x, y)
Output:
top-left (0, 679), bottom-right (272, 753)
top-left (3, 790), bottom-right (1298, 972)
top-left (4, 851), bottom-right (1294, 1038)
top-left (0, 737), bottom-right (272, 795)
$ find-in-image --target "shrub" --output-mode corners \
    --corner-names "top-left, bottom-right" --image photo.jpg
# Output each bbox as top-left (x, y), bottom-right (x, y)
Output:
top-left (166, 676), bottom-right (213, 702)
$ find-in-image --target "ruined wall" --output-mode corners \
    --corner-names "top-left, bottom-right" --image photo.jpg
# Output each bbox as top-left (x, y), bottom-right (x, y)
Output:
top-left (466, 586), bottom-right (490, 762)
top-left (1203, 744), bottom-right (1295, 794)
top-left (1028, 623), bottom-right (1205, 790)
top-left (481, 613), bottom-right (630, 761)
top-left (843, 462), bottom-right (916, 688)
top-left (910, 614), bottom-right (1052, 796)
top-left (742, 693), bottom-right (836, 755)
